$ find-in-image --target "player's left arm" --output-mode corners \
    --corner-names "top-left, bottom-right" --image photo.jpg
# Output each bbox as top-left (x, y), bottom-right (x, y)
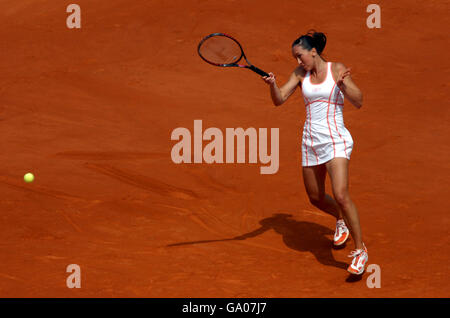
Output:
top-left (334, 62), bottom-right (363, 109)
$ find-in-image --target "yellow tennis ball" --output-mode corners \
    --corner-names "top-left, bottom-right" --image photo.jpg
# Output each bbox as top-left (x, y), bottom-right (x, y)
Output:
top-left (24, 173), bottom-right (34, 183)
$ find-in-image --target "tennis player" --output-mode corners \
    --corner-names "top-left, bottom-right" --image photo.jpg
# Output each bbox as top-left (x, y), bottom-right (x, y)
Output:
top-left (262, 30), bottom-right (368, 275)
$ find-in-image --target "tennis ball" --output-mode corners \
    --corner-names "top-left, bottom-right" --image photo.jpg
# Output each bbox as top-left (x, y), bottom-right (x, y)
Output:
top-left (24, 173), bottom-right (34, 183)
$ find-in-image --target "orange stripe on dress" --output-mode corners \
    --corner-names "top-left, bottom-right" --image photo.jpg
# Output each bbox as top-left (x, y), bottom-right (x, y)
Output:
top-left (303, 127), bottom-right (308, 166)
top-left (304, 97), bottom-right (319, 165)
top-left (306, 99), bottom-right (344, 106)
top-left (332, 88), bottom-right (348, 157)
top-left (326, 84), bottom-right (337, 157)
top-left (308, 105), bottom-right (319, 164)
top-left (303, 97), bottom-right (309, 166)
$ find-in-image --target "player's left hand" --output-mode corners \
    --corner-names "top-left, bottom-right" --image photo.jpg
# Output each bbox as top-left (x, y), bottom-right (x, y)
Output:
top-left (337, 68), bottom-right (351, 88)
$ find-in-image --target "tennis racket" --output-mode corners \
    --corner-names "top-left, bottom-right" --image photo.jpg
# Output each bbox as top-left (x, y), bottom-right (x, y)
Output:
top-left (198, 33), bottom-right (269, 77)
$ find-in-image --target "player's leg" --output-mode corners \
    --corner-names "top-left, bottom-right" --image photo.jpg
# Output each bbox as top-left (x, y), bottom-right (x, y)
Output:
top-left (302, 164), bottom-right (342, 219)
top-left (325, 157), bottom-right (364, 249)
top-left (326, 157), bottom-right (368, 274)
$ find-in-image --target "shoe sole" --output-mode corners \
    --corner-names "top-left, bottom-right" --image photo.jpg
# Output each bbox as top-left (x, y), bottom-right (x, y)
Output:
top-left (347, 262), bottom-right (367, 275)
top-left (333, 232), bottom-right (349, 246)
top-left (347, 268), bottom-right (365, 275)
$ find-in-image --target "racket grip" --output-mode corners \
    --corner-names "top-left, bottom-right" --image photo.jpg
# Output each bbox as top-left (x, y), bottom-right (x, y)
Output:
top-left (249, 65), bottom-right (269, 77)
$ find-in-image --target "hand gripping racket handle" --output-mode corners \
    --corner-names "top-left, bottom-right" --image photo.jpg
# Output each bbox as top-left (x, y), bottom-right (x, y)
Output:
top-left (248, 65), bottom-right (269, 77)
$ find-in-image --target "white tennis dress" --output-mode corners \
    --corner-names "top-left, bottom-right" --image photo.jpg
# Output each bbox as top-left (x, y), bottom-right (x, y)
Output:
top-left (301, 62), bottom-right (353, 166)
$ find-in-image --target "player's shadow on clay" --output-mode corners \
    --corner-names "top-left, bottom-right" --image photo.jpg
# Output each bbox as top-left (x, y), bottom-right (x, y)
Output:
top-left (167, 213), bottom-right (348, 270)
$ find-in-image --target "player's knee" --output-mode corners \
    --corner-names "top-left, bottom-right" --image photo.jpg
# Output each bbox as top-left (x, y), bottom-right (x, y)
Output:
top-left (334, 191), bottom-right (351, 207)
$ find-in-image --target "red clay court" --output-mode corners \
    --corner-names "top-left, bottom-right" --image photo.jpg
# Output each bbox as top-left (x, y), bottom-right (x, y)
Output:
top-left (0, 0), bottom-right (448, 297)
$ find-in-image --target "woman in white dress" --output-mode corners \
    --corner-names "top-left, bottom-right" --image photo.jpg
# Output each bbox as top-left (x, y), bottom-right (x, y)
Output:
top-left (262, 30), bottom-right (368, 275)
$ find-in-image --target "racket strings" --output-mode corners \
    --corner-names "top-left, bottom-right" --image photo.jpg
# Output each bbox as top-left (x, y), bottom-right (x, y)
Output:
top-left (199, 36), bottom-right (242, 65)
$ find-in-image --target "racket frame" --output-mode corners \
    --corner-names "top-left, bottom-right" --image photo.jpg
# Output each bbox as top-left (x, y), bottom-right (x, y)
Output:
top-left (197, 33), bottom-right (269, 77)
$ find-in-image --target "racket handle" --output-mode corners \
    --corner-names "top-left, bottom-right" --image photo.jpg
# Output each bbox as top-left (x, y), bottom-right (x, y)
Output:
top-left (249, 65), bottom-right (269, 77)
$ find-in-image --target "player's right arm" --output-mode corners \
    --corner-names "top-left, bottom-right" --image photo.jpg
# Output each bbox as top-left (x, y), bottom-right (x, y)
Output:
top-left (262, 68), bottom-right (302, 106)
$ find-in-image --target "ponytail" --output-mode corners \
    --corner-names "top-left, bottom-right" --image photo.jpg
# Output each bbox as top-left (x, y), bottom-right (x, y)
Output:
top-left (292, 29), bottom-right (327, 55)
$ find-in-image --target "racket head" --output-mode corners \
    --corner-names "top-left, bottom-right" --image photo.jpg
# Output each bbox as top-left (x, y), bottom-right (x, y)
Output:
top-left (197, 33), bottom-right (245, 67)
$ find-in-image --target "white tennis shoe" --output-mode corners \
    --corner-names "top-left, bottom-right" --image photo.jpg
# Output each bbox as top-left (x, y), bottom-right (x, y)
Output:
top-left (333, 219), bottom-right (349, 246)
top-left (347, 244), bottom-right (368, 275)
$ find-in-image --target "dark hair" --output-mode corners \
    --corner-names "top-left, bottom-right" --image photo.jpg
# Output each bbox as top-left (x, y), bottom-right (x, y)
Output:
top-left (292, 30), bottom-right (327, 55)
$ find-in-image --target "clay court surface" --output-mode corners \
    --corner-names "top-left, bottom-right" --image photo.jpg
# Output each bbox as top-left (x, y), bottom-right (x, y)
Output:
top-left (0, 0), bottom-right (449, 297)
